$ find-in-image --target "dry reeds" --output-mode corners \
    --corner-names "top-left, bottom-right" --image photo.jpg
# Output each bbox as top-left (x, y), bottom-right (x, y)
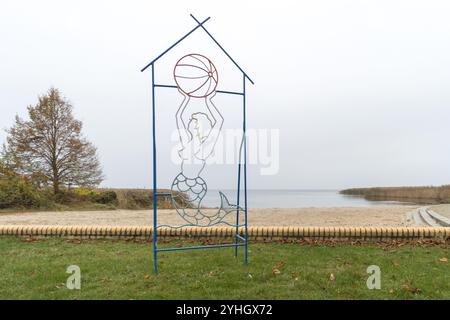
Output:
top-left (340, 185), bottom-right (450, 204)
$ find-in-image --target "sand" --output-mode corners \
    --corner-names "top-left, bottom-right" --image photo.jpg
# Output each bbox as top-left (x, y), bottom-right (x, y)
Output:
top-left (0, 206), bottom-right (418, 227)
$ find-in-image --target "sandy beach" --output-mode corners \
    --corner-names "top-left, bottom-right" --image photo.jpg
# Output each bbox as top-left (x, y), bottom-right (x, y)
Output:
top-left (0, 206), bottom-right (418, 227)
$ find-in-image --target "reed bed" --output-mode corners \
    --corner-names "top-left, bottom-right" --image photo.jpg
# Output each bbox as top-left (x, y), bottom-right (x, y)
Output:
top-left (340, 185), bottom-right (450, 204)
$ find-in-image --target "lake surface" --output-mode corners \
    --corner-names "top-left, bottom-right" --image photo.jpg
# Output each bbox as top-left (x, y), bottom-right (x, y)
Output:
top-left (202, 189), bottom-right (411, 208)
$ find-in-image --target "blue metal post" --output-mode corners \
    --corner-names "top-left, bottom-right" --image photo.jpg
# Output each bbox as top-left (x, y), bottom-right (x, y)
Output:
top-left (235, 162), bottom-right (241, 257)
top-left (151, 64), bottom-right (158, 274)
top-left (243, 74), bottom-right (248, 265)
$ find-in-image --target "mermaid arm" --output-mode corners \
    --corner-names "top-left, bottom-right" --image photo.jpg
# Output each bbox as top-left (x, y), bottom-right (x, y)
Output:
top-left (176, 89), bottom-right (192, 148)
top-left (200, 93), bottom-right (224, 157)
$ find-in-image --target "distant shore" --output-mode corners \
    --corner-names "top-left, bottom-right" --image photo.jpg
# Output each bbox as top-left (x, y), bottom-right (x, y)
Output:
top-left (340, 185), bottom-right (450, 204)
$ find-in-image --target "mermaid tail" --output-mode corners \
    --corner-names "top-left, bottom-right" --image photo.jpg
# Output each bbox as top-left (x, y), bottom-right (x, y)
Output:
top-left (219, 191), bottom-right (240, 214)
top-left (171, 173), bottom-right (238, 226)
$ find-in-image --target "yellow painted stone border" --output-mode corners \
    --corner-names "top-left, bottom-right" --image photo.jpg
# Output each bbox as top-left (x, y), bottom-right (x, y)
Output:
top-left (0, 225), bottom-right (449, 241)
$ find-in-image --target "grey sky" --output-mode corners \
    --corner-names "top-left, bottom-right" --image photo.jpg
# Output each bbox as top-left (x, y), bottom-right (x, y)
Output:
top-left (1, 0), bottom-right (450, 190)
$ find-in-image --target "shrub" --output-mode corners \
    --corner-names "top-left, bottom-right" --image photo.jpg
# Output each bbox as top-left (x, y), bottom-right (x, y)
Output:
top-left (0, 174), bottom-right (49, 209)
top-left (113, 189), bottom-right (190, 209)
top-left (70, 187), bottom-right (118, 205)
top-left (91, 190), bottom-right (117, 204)
top-left (122, 189), bottom-right (152, 209)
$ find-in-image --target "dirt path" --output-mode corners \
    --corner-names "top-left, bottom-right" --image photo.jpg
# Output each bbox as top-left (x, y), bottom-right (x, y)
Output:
top-left (0, 206), bottom-right (417, 227)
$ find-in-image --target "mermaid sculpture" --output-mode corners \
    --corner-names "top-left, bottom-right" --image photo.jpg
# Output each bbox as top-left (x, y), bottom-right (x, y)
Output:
top-left (171, 54), bottom-right (239, 226)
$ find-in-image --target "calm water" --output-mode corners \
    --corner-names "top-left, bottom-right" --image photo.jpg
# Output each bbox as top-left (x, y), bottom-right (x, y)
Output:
top-left (202, 189), bottom-right (410, 208)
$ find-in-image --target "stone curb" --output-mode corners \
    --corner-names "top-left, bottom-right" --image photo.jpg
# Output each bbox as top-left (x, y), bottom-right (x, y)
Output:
top-left (0, 225), bottom-right (449, 241)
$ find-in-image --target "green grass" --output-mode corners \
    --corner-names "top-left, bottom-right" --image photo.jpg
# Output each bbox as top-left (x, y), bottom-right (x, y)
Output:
top-left (0, 237), bottom-right (448, 299)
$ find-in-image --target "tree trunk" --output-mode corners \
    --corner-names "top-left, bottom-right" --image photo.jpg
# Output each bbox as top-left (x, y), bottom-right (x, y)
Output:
top-left (53, 179), bottom-right (60, 195)
top-left (53, 165), bottom-right (60, 195)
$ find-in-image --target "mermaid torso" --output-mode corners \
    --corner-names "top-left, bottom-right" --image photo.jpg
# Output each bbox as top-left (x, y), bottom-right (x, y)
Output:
top-left (171, 92), bottom-right (237, 226)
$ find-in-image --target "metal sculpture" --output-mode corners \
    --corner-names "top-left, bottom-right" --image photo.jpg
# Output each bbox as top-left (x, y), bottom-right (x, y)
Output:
top-left (141, 14), bottom-right (254, 273)
top-left (171, 54), bottom-right (239, 226)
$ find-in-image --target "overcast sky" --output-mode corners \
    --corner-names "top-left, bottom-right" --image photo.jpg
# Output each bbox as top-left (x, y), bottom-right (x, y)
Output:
top-left (1, 0), bottom-right (450, 190)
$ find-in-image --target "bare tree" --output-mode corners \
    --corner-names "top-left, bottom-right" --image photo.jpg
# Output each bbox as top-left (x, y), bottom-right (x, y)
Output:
top-left (2, 88), bottom-right (103, 194)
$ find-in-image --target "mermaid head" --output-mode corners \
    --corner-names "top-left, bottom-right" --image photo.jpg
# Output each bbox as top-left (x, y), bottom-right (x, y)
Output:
top-left (187, 112), bottom-right (212, 143)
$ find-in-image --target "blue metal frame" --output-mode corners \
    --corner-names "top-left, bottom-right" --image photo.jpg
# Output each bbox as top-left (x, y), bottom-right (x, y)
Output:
top-left (142, 14), bottom-right (253, 273)
top-left (151, 63), bottom-right (157, 273)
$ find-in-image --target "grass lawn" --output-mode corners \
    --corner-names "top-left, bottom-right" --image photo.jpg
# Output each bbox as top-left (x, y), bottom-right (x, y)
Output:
top-left (0, 237), bottom-right (448, 299)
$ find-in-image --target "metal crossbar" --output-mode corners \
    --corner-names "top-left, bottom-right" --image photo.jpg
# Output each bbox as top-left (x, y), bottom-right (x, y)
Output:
top-left (157, 243), bottom-right (245, 252)
top-left (154, 84), bottom-right (244, 96)
top-left (155, 192), bottom-right (172, 196)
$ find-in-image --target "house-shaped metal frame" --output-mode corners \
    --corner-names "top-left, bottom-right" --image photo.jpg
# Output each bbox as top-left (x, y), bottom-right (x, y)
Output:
top-left (141, 14), bottom-right (254, 273)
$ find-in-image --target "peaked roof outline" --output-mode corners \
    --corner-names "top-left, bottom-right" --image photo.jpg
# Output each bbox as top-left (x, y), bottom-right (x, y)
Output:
top-left (141, 14), bottom-right (254, 85)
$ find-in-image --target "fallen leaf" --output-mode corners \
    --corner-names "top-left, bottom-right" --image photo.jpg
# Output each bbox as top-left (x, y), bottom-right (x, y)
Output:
top-left (438, 257), bottom-right (448, 263)
top-left (329, 273), bottom-right (336, 281)
top-left (272, 261), bottom-right (286, 276)
top-left (55, 283), bottom-right (65, 289)
top-left (401, 283), bottom-right (421, 294)
top-left (274, 261), bottom-right (286, 270)
top-left (144, 274), bottom-right (150, 280)
top-left (66, 239), bottom-right (81, 244)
